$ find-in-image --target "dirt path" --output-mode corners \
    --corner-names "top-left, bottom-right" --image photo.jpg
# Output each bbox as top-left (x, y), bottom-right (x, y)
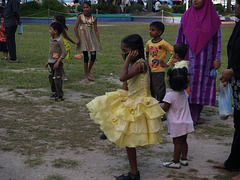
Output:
top-left (0, 86), bottom-right (238, 180)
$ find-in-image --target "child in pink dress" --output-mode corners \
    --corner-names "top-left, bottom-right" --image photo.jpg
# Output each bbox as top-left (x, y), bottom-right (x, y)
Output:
top-left (0, 16), bottom-right (8, 60)
top-left (161, 67), bottom-right (194, 169)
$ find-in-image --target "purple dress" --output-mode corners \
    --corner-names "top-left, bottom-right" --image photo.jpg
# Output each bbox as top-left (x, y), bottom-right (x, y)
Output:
top-left (176, 22), bottom-right (221, 106)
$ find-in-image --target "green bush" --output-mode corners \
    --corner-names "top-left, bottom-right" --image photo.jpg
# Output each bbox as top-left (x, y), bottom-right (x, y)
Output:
top-left (172, 4), bottom-right (193, 13)
top-left (125, 4), bottom-right (143, 13)
top-left (214, 3), bottom-right (224, 14)
top-left (20, 1), bottom-right (42, 16)
top-left (160, 6), bottom-right (173, 13)
top-left (77, 3), bottom-right (121, 14)
top-left (20, 1), bottom-right (41, 11)
top-left (172, 4), bottom-right (187, 13)
top-left (42, 0), bottom-right (68, 13)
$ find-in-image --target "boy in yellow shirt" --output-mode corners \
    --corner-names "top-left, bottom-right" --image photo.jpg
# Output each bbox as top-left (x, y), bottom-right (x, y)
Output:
top-left (145, 21), bottom-right (173, 103)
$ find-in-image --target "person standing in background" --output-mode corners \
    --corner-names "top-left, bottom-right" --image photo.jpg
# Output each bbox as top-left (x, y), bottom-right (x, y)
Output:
top-left (175, 0), bottom-right (221, 125)
top-left (4, 0), bottom-right (21, 62)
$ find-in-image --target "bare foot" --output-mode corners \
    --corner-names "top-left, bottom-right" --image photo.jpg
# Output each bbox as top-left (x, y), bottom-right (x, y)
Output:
top-left (230, 174), bottom-right (240, 180)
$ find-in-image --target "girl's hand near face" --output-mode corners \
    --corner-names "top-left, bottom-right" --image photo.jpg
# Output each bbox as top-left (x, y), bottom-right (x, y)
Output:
top-left (126, 50), bottom-right (138, 63)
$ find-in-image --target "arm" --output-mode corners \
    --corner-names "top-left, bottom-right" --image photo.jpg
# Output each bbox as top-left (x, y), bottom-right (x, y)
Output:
top-left (119, 51), bottom-right (146, 82)
top-left (165, 43), bottom-right (174, 66)
top-left (122, 81), bottom-right (128, 90)
top-left (213, 27), bottom-right (222, 70)
top-left (16, 12), bottom-right (22, 25)
top-left (54, 40), bottom-right (67, 69)
top-left (160, 102), bottom-right (171, 112)
top-left (74, 15), bottom-right (81, 46)
top-left (93, 18), bottom-right (102, 50)
top-left (62, 29), bottom-right (76, 45)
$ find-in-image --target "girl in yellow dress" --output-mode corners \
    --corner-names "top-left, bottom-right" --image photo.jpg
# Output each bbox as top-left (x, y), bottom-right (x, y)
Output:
top-left (52, 14), bottom-right (77, 81)
top-left (86, 34), bottom-right (165, 180)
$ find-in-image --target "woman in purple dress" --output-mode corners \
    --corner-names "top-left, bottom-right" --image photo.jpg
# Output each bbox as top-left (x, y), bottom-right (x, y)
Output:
top-left (175, 0), bottom-right (221, 125)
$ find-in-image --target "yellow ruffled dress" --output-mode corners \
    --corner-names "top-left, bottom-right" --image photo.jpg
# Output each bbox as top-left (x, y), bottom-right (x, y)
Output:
top-left (86, 59), bottom-right (165, 148)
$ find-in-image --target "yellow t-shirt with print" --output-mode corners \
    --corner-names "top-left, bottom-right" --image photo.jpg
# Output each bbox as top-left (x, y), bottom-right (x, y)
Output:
top-left (145, 39), bottom-right (173, 73)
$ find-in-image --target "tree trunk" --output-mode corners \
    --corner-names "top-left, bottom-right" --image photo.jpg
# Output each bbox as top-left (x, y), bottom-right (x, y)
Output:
top-left (227, 0), bottom-right (232, 11)
top-left (147, 0), bottom-right (152, 12)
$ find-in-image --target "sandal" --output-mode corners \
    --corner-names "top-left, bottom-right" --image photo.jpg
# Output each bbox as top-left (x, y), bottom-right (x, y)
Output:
top-left (50, 93), bottom-right (58, 98)
top-left (88, 74), bottom-right (95, 81)
top-left (214, 163), bottom-right (227, 169)
top-left (82, 78), bottom-right (89, 83)
top-left (115, 171), bottom-right (140, 180)
top-left (55, 97), bottom-right (64, 102)
top-left (62, 76), bottom-right (68, 81)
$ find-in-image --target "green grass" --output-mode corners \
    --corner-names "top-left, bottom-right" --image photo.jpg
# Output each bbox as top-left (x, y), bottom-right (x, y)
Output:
top-left (52, 158), bottom-right (79, 168)
top-left (1, 22), bottom-right (234, 93)
top-left (0, 22), bottom-right (236, 154)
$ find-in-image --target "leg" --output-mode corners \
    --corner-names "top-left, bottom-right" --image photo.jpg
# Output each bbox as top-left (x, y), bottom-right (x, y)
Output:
top-left (126, 147), bottom-right (138, 174)
top-left (87, 51), bottom-right (96, 80)
top-left (224, 108), bottom-right (240, 169)
top-left (173, 136), bottom-right (182, 163)
top-left (3, 51), bottom-right (8, 58)
top-left (5, 26), bottom-right (17, 61)
top-left (163, 137), bottom-right (182, 169)
top-left (54, 62), bottom-right (64, 99)
top-left (151, 72), bottom-right (166, 102)
top-left (82, 51), bottom-right (89, 83)
top-left (181, 134), bottom-right (188, 159)
top-left (116, 147), bottom-right (140, 180)
top-left (48, 63), bottom-right (57, 94)
top-left (89, 51), bottom-right (96, 73)
top-left (189, 104), bottom-right (204, 124)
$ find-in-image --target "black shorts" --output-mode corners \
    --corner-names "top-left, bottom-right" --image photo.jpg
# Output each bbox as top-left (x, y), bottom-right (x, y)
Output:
top-left (0, 41), bottom-right (8, 52)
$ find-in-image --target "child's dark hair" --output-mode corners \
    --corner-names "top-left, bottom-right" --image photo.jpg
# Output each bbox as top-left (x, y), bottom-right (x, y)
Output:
top-left (150, 21), bottom-right (165, 34)
top-left (121, 34), bottom-right (145, 60)
top-left (84, 1), bottom-right (91, 7)
top-left (53, 14), bottom-right (68, 31)
top-left (50, 22), bottom-right (64, 34)
top-left (173, 43), bottom-right (188, 59)
top-left (167, 67), bottom-right (188, 91)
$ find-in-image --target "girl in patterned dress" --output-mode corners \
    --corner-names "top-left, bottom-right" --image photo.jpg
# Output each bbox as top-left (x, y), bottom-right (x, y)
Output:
top-left (86, 34), bottom-right (164, 180)
top-left (74, 1), bottom-right (102, 83)
top-left (52, 14), bottom-right (77, 81)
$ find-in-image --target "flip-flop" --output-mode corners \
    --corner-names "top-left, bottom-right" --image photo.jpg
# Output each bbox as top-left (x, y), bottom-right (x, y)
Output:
top-left (82, 78), bottom-right (89, 83)
top-left (74, 54), bottom-right (82, 59)
top-left (88, 74), bottom-right (95, 81)
top-left (214, 163), bottom-right (227, 169)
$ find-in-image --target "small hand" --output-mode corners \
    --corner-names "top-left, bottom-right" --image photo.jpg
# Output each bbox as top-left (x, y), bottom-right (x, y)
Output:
top-left (213, 61), bottom-right (221, 70)
top-left (160, 61), bottom-right (169, 67)
top-left (53, 62), bottom-right (59, 69)
top-left (18, 19), bottom-right (22, 25)
top-left (45, 62), bottom-right (48, 69)
top-left (219, 69), bottom-right (234, 84)
top-left (99, 44), bottom-right (102, 50)
top-left (171, 58), bottom-right (178, 66)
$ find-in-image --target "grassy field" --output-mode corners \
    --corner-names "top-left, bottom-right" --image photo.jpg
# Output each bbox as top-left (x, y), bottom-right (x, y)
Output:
top-left (0, 22), bottom-right (238, 180)
top-left (0, 22), bottom-right (235, 95)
